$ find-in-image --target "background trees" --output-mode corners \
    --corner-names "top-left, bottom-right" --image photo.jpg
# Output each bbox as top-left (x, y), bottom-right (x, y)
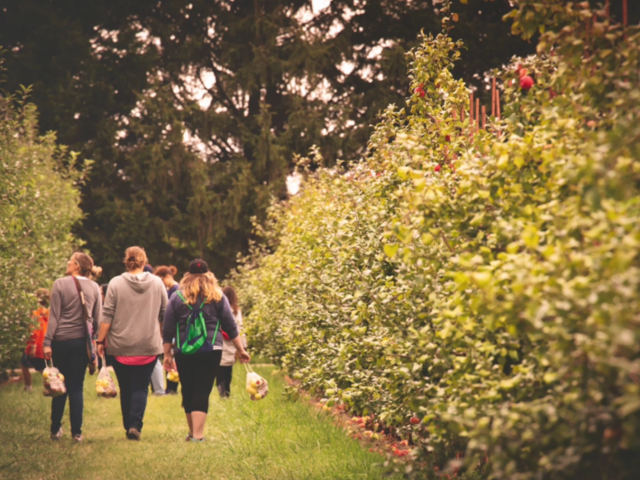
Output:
top-left (0, 0), bottom-right (536, 277)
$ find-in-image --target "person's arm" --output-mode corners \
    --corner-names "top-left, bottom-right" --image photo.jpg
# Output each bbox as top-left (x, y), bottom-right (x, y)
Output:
top-left (96, 280), bottom-right (116, 357)
top-left (43, 280), bottom-right (61, 359)
top-left (162, 295), bottom-right (178, 345)
top-left (96, 323), bottom-right (111, 357)
top-left (162, 297), bottom-right (178, 371)
top-left (237, 309), bottom-right (248, 349)
top-left (162, 342), bottom-right (175, 371)
top-left (91, 283), bottom-right (102, 335)
top-left (158, 281), bottom-right (168, 340)
top-left (232, 336), bottom-right (250, 363)
top-left (218, 296), bottom-right (250, 363)
top-left (101, 279), bottom-right (117, 326)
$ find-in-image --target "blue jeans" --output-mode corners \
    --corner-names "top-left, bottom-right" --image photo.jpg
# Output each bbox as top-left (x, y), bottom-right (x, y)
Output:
top-left (51, 338), bottom-right (88, 436)
top-left (109, 356), bottom-right (157, 432)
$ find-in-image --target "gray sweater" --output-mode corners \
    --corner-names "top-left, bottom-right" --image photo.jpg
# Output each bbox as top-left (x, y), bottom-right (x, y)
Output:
top-left (44, 276), bottom-right (102, 347)
top-left (101, 272), bottom-right (167, 356)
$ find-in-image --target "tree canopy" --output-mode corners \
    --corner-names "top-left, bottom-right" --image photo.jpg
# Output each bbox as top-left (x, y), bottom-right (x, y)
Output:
top-left (0, 0), bottom-right (541, 277)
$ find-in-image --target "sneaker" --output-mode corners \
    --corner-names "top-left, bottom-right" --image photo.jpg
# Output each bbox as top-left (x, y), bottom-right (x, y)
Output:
top-left (23, 385), bottom-right (33, 392)
top-left (51, 428), bottom-right (63, 441)
top-left (72, 434), bottom-right (83, 443)
top-left (153, 391), bottom-right (166, 397)
top-left (185, 434), bottom-right (193, 442)
top-left (126, 428), bottom-right (141, 441)
top-left (189, 436), bottom-right (204, 443)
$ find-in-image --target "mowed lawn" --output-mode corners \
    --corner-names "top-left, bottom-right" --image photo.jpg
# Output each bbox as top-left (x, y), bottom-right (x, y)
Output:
top-left (0, 365), bottom-right (393, 480)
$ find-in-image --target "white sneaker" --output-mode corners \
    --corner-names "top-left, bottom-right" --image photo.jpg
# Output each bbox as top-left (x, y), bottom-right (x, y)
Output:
top-left (72, 435), bottom-right (83, 443)
top-left (51, 428), bottom-right (63, 440)
top-left (23, 385), bottom-right (33, 392)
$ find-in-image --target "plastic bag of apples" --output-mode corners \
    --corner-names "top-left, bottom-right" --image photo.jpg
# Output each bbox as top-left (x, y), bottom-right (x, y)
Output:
top-left (95, 356), bottom-right (118, 398)
top-left (42, 360), bottom-right (66, 397)
top-left (245, 364), bottom-right (268, 401)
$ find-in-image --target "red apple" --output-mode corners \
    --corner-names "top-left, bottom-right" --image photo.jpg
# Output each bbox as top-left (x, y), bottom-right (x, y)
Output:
top-left (410, 416), bottom-right (420, 425)
top-left (434, 164), bottom-right (442, 172)
top-left (445, 135), bottom-right (451, 142)
top-left (518, 68), bottom-right (528, 78)
top-left (520, 75), bottom-right (534, 90)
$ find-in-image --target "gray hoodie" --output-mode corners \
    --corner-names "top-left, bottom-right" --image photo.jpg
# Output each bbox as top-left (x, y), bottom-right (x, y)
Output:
top-left (101, 272), bottom-right (167, 356)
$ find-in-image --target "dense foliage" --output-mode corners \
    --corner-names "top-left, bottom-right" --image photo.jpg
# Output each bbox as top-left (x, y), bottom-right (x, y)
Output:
top-left (0, 88), bottom-right (86, 371)
top-left (233, 1), bottom-right (640, 479)
top-left (0, 0), bottom-right (535, 277)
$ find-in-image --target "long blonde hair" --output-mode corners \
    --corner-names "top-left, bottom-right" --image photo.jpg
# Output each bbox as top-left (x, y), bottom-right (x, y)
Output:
top-left (179, 272), bottom-right (223, 305)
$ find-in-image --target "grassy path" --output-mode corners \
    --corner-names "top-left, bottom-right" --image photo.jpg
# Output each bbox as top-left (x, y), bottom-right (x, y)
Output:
top-left (0, 365), bottom-right (392, 480)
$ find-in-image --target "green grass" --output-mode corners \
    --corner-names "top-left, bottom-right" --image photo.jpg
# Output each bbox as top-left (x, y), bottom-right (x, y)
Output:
top-left (0, 365), bottom-right (394, 480)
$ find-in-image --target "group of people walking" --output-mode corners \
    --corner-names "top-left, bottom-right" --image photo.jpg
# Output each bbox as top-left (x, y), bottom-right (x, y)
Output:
top-left (24, 246), bottom-right (250, 443)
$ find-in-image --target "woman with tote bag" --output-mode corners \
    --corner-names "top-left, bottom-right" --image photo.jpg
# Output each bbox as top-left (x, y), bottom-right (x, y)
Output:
top-left (43, 252), bottom-right (102, 442)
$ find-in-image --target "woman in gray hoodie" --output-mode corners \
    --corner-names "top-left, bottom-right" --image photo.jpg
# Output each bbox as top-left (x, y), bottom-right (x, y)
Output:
top-left (96, 246), bottom-right (167, 441)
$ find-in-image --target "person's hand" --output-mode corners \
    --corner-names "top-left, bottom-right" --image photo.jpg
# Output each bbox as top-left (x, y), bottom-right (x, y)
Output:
top-left (43, 346), bottom-right (52, 360)
top-left (27, 344), bottom-right (37, 357)
top-left (163, 355), bottom-right (175, 372)
top-left (236, 349), bottom-right (251, 364)
top-left (97, 343), bottom-right (105, 358)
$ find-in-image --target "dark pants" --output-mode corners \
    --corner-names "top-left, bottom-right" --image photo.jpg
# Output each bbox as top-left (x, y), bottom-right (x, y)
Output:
top-left (21, 352), bottom-right (46, 372)
top-left (51, 338), bottom-right (88, 436)
top-left (175, 350), bottom-right (221, 414)
top-left (109, 356), bottom-right (157, 432)
top-left (166, 375), bottom-right (179, 393)
top-left (216, 365), bottom-right (233, 398)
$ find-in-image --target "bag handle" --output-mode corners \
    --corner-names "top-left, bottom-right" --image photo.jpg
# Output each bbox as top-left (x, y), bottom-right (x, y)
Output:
top-left (71, 276), bottom-right (90, 326)
top-left (45, 358), bottom-right (55, 369)
top-left (71, 276), bottom-right (97, 371)
top-left (243, 363), bottom-right (254, 374)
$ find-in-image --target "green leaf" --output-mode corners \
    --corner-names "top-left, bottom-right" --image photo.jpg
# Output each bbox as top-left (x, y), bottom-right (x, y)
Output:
top-left (383, 244), bottom-right (399, 258)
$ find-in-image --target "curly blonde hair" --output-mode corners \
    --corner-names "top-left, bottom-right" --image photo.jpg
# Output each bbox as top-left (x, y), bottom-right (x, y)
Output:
top-left (179, 272), bottom-right (223, 305)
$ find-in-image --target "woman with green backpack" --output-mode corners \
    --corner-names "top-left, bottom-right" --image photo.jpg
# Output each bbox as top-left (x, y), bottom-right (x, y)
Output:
top-left (162, 259), bottom-right (250, 442)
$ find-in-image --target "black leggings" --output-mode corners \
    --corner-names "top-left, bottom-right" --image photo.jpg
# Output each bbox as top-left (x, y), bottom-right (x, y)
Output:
top-left (216, 365), bottom-right (233, 398)
top-left (175, 351), bottom-right (221, 414)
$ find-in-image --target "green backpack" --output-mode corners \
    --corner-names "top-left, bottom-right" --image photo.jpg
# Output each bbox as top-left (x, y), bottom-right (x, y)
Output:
top-left (176, 291), bottom-right (219, 355)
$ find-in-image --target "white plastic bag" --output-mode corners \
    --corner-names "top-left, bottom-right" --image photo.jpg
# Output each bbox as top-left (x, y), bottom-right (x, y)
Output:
top-left (96, 357), bottom-right (117, 398)
top-left (42, 360), bottom-right (66, 397)
top-left (245, 364), bottom-right (268, 401)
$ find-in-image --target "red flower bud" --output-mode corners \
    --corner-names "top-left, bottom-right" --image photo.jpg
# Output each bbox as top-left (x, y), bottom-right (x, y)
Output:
top-left (434, 164), bottom-right (441, 172)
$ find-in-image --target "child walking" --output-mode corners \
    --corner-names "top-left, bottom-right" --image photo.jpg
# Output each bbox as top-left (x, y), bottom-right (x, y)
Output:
top-left (21, 288), bottom-right (50, 392)
top-left (216, 286), bottom-right (247, 398)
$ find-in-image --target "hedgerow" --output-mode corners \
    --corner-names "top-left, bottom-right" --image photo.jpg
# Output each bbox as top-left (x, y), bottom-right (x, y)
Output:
top-left (232, 1), bottom-right (640, 479)
top-left (0, 86), bottom-right (87, 371)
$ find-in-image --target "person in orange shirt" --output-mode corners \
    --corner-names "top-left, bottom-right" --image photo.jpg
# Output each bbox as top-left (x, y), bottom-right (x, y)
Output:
top-left (21, 288), bottom-right (50, 392)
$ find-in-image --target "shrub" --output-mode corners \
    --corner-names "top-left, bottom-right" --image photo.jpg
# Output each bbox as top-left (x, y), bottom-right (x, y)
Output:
top-left (0, 87), bottom-right (87, 372)
top-left (232, 2), bottom-right (640, 479)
